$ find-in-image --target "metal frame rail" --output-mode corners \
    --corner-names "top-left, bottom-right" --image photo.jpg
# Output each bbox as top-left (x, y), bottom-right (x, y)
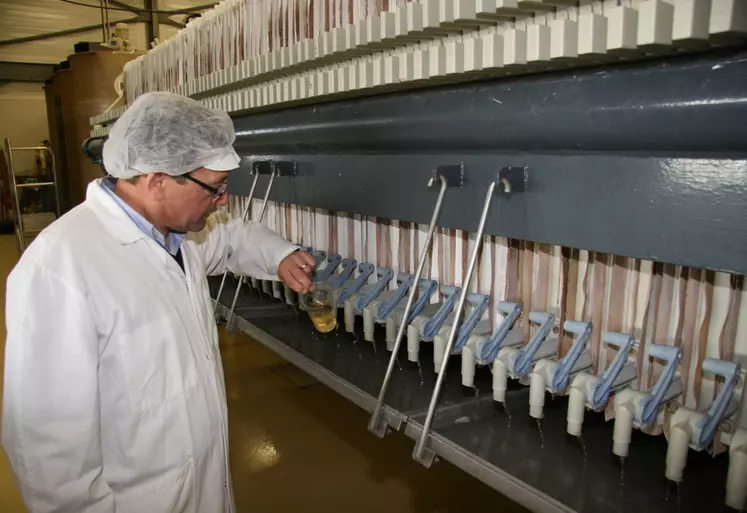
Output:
top-left (3, 137), bottom-right (61, 252)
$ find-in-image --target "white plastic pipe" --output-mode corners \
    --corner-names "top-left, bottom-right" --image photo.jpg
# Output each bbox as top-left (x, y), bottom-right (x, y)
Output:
top-left (407, 324), bottom-right (421, 362)
top-left (665, 423), bottom-right (692, 483)
top-left (613, 400), bottom-right (635, 458)
top-left (492, 357), bottom-right (508, 403)
top-left (363, 303), bottom-right (377, 341)
top-left (529, 371), bottom-right (547, 419)
top-left (433, 331), bottom-right (447, 373)
top-left (461, 342), bottom-right (477, 387)
top-left (567, 379), bottom-right (591, 437)
top-left (344, 298), bottom-right (356, 332)
top-left (726, 428), bottom-right (747, 511)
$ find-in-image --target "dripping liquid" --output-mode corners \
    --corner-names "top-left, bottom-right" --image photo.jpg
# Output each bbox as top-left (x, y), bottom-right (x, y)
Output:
top-left (536, 418), bottom-right (545, 449)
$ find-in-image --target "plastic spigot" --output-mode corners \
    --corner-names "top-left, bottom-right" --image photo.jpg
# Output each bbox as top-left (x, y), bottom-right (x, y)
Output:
top-left (589, 332), bottom-right (637, 409)
top-left (327, 258), bottom-right (357, 289)
top-left (376, 273), bottom-right (415, 320)
top-left (452, 294), bottom-right (491, 352)
top-left (354, 267), bottom-right (394, 314)
top-left (313, 254), bottom-right (342, 282)
top-left (513, 312), bottom-right (556, 377)
top-left (550, 321), bottom-right (593, 392)
top-left (695, 359), bottom-right (741, 450)
top-left (338, 263), bottom-right (375, 303)
top-left (405, 279), bottom-right (439, 325)
top-left (478, 301), bottom-right (522, 364)
top-left (422, 286), bottom-right (461, 340)
top-left (310, 250), bottom-right (327, 270)
top-left (638, 345), bottom-right (683, 427)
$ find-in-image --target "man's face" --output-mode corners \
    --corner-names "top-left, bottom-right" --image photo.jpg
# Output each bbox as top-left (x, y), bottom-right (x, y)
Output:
top-left (162, 167), bottom-right (230, 233)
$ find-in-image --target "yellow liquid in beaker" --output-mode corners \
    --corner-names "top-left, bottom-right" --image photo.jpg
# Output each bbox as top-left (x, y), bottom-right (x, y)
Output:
top-left (307, 302), bottom-right (337, 333)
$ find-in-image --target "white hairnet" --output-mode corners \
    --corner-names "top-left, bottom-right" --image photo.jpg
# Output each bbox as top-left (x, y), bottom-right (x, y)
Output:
top-left (102, 91), bottom-right (240, 179)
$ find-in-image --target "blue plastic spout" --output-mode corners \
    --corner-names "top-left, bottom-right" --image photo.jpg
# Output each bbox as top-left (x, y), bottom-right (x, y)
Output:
top-left (638, 344), bottom-right (683, 427)
top-left (589, 332), bottom-right (637, 409)
top-left (354, 267), bottom-right (394, 314)
top-left (513, 312), bottom-right (556, 377)
top-left (478, 301), bottom-right (523, 364)
top-left (695, 359), bottom-right (741, 450)
top-left (405, 279), bottom-right (439, 325)
top-left (338, 263), bottom-right (375, 303)
top-left (376, 273), bottom-right (415, 320)
top-left (313, 254), bottom-right (342, 282)
top-left (550, 320), bottom-right (593, 392)
top-left (328, 258), bottom-right (358, 289)
top-left (309, 250), bottom-right (327, 272)
top-left (452, 294), bottom-right (491, 352)
top-left (422, 286), bottom-right (461, 341)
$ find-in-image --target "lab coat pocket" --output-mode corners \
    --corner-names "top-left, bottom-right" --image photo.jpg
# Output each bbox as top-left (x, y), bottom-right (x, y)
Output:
top-left (115, 459), bottom-right (196, 513)
top-left (119, 320), bottom-right (200, 415)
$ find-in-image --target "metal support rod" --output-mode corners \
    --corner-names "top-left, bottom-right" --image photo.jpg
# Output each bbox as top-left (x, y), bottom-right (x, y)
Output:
top-left (412, 171), bottom-right (508, 466)
top-left (4, 138), bottom-right (22, 251)
top-left (213, 171), bottom-right (260, 316)
top-left (225, 168), bottom-right (278, 331)
top-left (16, 182), bottom-right (55, 188)
top-left (368, 165), bottom-right (463, 437)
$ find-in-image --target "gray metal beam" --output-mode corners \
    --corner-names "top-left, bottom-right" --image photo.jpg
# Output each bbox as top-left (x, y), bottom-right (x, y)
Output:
top-left (224, 48), bottom-right (747, 275)
top-left (0, 61), bottom-right (54, 82)
top-left (0, 15), bottom-right (141, 47)
top-left (145, 0), bottom-right (160, 45)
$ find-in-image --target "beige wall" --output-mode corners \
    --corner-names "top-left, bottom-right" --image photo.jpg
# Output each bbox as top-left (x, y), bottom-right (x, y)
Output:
top-left (0, 83), bottom-right (50, 177)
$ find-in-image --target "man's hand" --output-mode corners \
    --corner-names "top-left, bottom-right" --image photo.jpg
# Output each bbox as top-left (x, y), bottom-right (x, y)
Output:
top-left (278, 250), bottom-right (316, 294)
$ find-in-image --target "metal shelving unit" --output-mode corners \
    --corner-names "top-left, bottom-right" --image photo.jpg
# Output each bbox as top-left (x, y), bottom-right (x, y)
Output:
top-left (211, 276), bottom-right (734, 513)
top-left (3, 137), bottom-right (61, 251)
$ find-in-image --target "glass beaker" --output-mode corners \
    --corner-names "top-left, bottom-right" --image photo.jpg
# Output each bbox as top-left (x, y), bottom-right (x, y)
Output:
top-left (299, 281), bottom-right (337, 334)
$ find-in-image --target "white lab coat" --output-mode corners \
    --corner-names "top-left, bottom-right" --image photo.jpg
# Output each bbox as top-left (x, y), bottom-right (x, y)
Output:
top-left (2, 179), bottom-right (298, 513)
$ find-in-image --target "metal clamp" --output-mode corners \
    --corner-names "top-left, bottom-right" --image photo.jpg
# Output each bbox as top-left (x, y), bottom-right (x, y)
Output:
top-left (412, 168), bottom-right (519, 466)
top-left (367, 164), bottom-right (465, 438)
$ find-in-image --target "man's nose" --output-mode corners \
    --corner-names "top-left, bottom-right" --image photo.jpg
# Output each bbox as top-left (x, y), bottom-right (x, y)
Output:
top-left (216, 192), bottom-right (229, 206)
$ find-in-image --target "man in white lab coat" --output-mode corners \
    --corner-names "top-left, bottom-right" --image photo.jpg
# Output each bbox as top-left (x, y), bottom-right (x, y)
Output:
top-left (2, 91), bottom-right (316, 513)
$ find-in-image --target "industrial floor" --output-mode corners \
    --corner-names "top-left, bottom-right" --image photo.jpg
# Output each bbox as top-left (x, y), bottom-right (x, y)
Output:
top-left (0, 234), bottom-right (525, 513)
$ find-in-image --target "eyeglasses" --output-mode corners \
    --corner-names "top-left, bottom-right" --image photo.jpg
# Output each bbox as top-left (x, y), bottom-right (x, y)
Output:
top-left (182, 174), bottom-right (228, 200)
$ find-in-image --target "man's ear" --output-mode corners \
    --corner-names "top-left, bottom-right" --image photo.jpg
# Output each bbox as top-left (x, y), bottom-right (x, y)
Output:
top-left (144, 173), bottom-right (168, 200)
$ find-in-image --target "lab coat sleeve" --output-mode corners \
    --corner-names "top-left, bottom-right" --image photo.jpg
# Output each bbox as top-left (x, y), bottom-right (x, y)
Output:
top-left (190, 211), bottom-right (299, 278)
top-left (2, 264), bottom-right (114, 513)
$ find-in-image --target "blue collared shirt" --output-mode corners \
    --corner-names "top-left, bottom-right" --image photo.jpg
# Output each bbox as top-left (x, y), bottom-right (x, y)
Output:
top-left (100, 177), bottom-right (185, 256)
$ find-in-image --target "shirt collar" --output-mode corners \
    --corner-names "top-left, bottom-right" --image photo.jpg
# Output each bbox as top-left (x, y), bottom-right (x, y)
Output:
top-left (100, 176), bottom-right (185, 256)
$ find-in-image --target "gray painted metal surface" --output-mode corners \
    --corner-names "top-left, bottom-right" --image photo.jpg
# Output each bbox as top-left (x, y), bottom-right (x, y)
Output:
top-left (224, 49), bottom-right (747, 275)
top-left (212, 278), bottom-right (732, 513)
top-left (228, 152), bottom-right (747, 274)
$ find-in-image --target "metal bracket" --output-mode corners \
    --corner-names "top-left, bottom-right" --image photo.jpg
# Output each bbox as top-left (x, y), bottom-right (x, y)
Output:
top-left (253, 159), bottom-right (297, 176)
top-left (432, 164), bottom-right (464, 187)
top-left (272, 160), bottom-right (297, 176)
top-left (497, 166), bottom-right (527, 193)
